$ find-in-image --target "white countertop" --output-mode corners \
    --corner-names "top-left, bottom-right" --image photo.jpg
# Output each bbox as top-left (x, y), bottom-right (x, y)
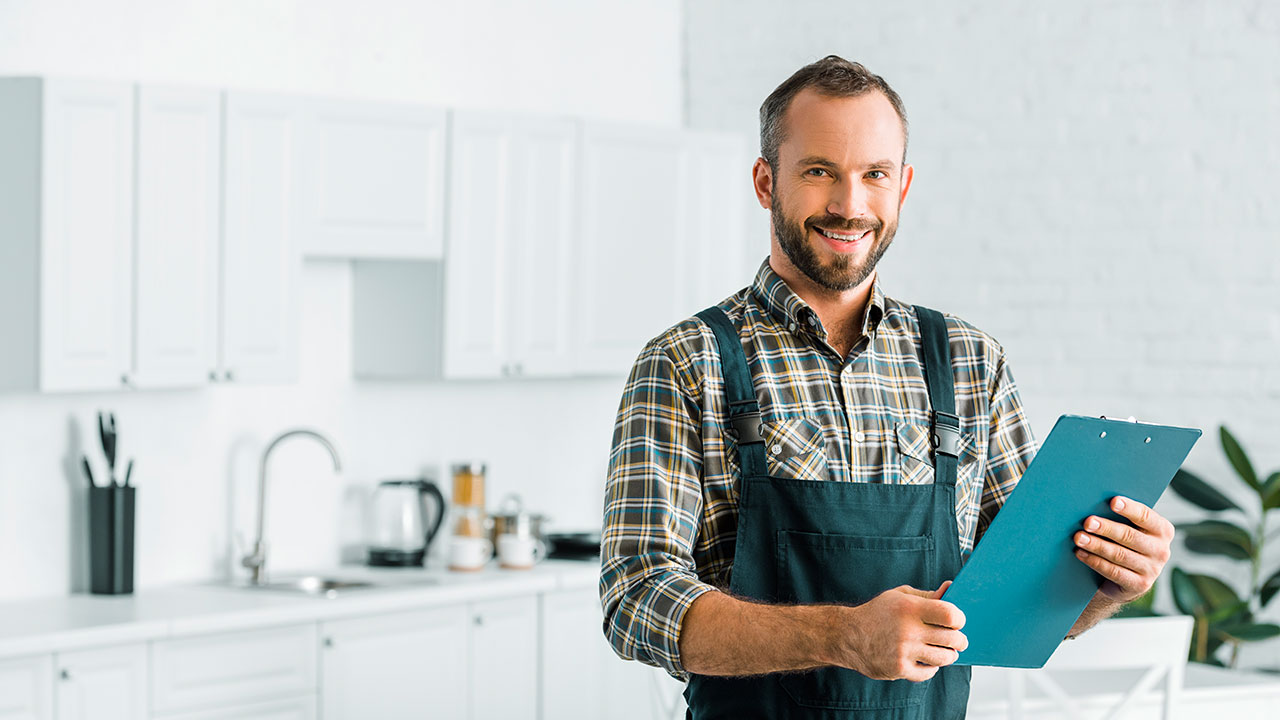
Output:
top-left (0, 559), bottom-right (600, 660)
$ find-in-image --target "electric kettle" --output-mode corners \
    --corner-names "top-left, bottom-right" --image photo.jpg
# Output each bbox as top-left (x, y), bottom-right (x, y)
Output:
top-left (368, 478), bottom-right (446, 567)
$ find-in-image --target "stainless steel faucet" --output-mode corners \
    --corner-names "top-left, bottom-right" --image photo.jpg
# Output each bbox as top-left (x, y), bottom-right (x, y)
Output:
top-left (241, 428), bottom-right (343, 585)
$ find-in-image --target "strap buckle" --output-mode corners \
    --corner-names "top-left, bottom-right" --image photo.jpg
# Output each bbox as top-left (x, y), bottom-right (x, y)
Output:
top-left (729, 410), bottom-right (765, 445)
top-left (931, 411), bottom-right (961, 459)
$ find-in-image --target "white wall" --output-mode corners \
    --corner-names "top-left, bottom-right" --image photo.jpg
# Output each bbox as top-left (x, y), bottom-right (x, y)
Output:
top-left (685, 0), bottom-right (1280, 667)
top-left (0, 0), bottom-right (682, 600)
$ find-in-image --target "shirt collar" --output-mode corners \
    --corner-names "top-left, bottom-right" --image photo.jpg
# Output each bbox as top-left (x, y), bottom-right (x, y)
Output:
top-left (748, 258), bottom-right (886, 339)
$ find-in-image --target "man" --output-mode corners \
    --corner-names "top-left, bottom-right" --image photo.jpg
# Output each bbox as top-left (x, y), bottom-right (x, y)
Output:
top-left (600, 56), bottom-right (1174, 719)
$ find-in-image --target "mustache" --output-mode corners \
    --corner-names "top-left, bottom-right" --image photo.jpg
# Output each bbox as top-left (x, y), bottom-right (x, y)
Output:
top-left (806, 216), bottom-right (881, 234)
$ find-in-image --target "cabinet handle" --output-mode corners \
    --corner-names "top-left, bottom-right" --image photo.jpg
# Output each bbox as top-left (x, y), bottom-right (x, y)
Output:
top-left (501, 364), bottom-right (510, 377)
top-left (473, 615), bottom-right (484, 627)
top-left (514, 363), bottom-right (524, 375)
top-left (120, 373), bottom-right (132, 387)
top-left (209, 370), bottom-right (219, 382)
top-left (60, 669), bottom-right (70, 681)
top-left (323, 636), bottom-right (334, 649)
top-left (224, 369), bottom-right (234, 382)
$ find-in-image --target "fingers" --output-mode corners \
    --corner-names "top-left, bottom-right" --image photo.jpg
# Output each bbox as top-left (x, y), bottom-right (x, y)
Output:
top-left (921, 626), bottom-right (969, 654)
top-left (1108, 496), bottom-right (1174, 538)
top-left (919, 599), bottom-right (966, 630)
top-left (914, 643), bottom-right (960, 669)
top-left (1074, 545), bottom-right (1146, 596)
top-left (931, 580), bottom-right (953, 599)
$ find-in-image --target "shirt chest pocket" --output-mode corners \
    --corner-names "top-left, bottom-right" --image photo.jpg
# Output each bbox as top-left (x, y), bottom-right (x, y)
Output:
top-left (761, 417), bottom-right (830, 482)
top-left (896, 421), bottom-right (980, 487)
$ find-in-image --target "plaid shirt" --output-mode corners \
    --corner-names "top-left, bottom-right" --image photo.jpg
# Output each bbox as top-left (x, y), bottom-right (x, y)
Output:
top-left (599, 259), bottom-right (1038, 679)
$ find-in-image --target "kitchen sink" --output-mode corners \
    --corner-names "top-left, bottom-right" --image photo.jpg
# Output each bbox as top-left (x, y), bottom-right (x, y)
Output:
top-left (228, 573), bottom-right (439, 598)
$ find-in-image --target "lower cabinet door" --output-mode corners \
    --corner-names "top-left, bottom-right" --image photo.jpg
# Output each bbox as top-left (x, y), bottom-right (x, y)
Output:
top-left (469, 596), bottom-right (538, 720)
top-left (0, 653), bottom-right (54, 720)
top-left (54, 644), bottom-right (148, 720)
top-left (320, 605), bottom-right (468, 720)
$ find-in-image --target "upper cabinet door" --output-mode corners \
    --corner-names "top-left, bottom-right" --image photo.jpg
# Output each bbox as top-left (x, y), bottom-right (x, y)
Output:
top-left (40, 79), bottom-right (135, 392)
top-left (297, 98), bottom-right (446, 259)
top-left (575, 123), bottom-right (689, 376)
top-left (682, 131), bottom-right (750, 313)
top-left (442, 111), bottom-right (515, 379)
top-left (220, 91), bottom-right (300, 384)
top-left (508, 117), bottom-right (577, 378)
top-left (132, 85), bottom-right (221, 389)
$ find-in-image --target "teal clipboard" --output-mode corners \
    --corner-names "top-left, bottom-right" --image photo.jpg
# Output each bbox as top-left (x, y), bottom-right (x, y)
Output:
top-left (942, 414), bottom-right (1201, 668)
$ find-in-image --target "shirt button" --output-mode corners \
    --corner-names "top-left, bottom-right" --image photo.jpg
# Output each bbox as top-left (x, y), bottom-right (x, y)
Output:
top-left (771, 444), bottom-right (783, 455)
top-left (854, 431), bottom-right (867, 442)
top-left (788, 322), bottom-right (797, 333)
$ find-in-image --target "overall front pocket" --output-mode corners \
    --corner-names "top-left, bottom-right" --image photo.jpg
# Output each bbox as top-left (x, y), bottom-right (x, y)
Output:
top-left (776, 530), bottom-right (936, 711)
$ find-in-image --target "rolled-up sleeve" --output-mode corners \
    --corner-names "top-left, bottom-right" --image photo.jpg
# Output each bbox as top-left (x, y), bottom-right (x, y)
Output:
top-left (599, 337), bottom-right (716, 679)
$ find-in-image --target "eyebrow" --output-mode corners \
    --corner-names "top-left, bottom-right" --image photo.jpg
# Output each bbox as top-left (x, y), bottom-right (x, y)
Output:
top-left (796, 156), bottom-right (898, 171)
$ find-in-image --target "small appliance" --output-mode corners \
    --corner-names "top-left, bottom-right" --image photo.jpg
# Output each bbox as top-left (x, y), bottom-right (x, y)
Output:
top-left (368, 477), bottom-right (446, 567)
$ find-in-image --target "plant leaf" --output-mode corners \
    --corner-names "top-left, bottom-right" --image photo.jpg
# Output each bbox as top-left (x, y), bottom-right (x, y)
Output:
top-left (1171, 567), bottom-right (1203, 615)
top-left (1264, 471), bottom-right (1280, 510)
top-left (1205, 598), bottom-right (1251, 625)
top-left (1187, 573), bottom-right (1243, 613)
top-left (1170, 468), bottom-right (1243, 512)
top-left (1216, 623), bottom-right (1280, 642)
top-left (1220, 426), bottom-right (1260, 492)
top-left (1179, 520), bottom-right (1255, 560)
top-left (1262, 568), bottom-right (1280, 608)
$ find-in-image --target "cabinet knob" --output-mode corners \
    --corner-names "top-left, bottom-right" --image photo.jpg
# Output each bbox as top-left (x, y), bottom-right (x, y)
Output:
top-left (323, 636), bottom-right (334, 648)
top-left (514, 363), bottom-right (524, 375)
top-left (209, 370), bottom-right (219, 382)
top-left (224, 369), bottom-right (235, 382)
top-left (120, 373), bottom-right (131, 387)
top-left (473, 615), bottom-right (484, 627)
top-left (501, 364), bottom-right (510, 377)
top-left (60, 669), bottom-right (70, 681)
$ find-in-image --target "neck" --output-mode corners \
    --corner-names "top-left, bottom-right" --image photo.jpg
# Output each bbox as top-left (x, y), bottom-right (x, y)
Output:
top-left (768, 251), bottom-right (876, 356)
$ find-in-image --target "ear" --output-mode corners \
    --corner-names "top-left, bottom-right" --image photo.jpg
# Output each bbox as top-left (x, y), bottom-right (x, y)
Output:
top-left (898, 163), bottom-right (914, 208)
top-left (752, 158), bottom-right (774, 210)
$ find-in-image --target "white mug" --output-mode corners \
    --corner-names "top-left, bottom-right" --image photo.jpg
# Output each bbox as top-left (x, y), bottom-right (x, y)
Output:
top-left (448, 535), bottom-right (493, 571)
top-left (498, 534), bottom-right (545, 569)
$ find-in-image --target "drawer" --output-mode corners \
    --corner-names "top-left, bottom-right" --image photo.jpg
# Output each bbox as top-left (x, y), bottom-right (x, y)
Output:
top-left (0, 654), bottom-right (53, 718)
top-left (151, 624), bottom-right (317, 714)
top-left (154, 693), bottom-right (316, 720)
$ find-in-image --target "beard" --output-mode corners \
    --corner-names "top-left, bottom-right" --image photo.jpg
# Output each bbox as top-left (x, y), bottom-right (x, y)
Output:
top-left (772, 187), bottom-right (899, 292)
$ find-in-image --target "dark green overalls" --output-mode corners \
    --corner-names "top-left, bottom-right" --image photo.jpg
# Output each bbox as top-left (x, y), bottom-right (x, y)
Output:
top-left (683, 304), bottom-right (970, 719)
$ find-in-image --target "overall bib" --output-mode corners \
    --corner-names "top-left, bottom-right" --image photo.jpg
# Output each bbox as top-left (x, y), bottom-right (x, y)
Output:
top-left (683, 305), bottom-right (971, 720)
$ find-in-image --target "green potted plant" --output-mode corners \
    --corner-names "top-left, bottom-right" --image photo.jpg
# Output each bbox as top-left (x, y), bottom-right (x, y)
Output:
top-left (1165, 426), bottom-right (1280, 667)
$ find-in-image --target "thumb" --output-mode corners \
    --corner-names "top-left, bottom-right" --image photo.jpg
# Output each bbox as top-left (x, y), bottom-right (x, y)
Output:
top-left (896, 585), bottom-right (938, 599)
top-left (931, 580), bottom-right (953, 600)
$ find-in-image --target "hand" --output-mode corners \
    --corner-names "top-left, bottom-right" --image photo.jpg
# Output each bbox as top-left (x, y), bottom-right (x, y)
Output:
top-left (831, 581), bottom-right (968, 682)
top-left (1073, 496), bottom-right (1174, 603)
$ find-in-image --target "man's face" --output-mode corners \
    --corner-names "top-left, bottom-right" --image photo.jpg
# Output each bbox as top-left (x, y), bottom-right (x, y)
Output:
top-left (758, 88), bottom-right (913, 293)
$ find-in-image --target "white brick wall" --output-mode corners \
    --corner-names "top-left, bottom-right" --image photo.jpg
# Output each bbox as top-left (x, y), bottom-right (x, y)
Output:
top-left (685, 0), bottom-right (1280, 667)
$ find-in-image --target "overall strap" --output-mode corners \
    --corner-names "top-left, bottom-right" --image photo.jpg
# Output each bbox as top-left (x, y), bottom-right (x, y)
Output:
top-left (913, 305), bottom-right (960, 488)
top-left (695, 307), bottom-right (768, 479)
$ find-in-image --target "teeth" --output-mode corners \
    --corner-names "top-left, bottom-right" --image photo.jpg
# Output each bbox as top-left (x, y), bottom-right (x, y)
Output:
top-left (817, 227), bottom-right (868, 242)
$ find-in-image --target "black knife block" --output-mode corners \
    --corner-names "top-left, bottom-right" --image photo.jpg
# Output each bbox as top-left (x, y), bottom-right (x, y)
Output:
top-left (89, 485), bottom-right (135, 595)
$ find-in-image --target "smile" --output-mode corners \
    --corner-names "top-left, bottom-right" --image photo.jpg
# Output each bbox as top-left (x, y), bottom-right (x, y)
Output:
top-left (815, 226), bottom-right (870, 243)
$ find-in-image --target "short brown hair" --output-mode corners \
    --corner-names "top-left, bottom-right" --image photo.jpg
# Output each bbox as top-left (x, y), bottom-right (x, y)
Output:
top-left (759, 55), bottom-right (909, 168)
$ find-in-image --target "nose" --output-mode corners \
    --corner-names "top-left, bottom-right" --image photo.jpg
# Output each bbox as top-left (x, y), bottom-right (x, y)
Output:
top-left (826, 178), bottom-right (870, 220)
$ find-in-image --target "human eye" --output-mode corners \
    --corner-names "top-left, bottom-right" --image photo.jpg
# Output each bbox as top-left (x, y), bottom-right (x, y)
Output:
top-left (806, 167), bottom-right (829, 177)
top-left (866, 170), bottom-right (889, 180)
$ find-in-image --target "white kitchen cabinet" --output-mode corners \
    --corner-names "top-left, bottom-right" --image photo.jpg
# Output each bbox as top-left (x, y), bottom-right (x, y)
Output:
top-left (297, 98), bottom-right (447, 259)
top-left (150, 624), bottom-right (316, 715)
top-left (353, 110), bottom-right (576, 381)
top-left (443, 110), bottom-right (576, 380)
top-left (320, 605), bottom-right (468, 720)
top-left (220, 91), bottom-right (301, 384)
top-left (154, 696), bottom-right (315, 720)
top-left (469, 596), bottom-right (538, 720)
top-left (54, 644), bottom-right (147, 720)
top-left (574, 122), bottom-right (691, 376)
top-left (0, 78), bottom-right (135, 392)
top-left (680, 131), bottom-right (750, 313)
top-left (540, 588), bottom-right (684, 720)
top-left (132, 85), bottom-right (221, 389)
top-left (0, 654), bottom-right (54, 720)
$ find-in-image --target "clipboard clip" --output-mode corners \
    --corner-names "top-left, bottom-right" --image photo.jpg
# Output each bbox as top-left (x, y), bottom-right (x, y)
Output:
top-left (1099, 415), bottom-right (1138, 423)
top-left (931, 411), bottom-right (962, 459)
